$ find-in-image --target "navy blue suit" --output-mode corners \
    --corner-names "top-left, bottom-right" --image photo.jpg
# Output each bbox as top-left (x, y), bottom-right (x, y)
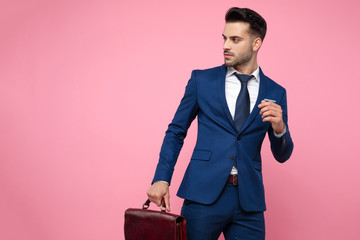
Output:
top-left (152, 65), bottom-right (293, 238)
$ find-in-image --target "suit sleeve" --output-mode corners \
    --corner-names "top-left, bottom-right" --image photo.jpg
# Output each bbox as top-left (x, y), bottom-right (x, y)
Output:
top-left (152, 71), bottom-right (199, 185)
top-left (268, 89), bottom-right (294, 163)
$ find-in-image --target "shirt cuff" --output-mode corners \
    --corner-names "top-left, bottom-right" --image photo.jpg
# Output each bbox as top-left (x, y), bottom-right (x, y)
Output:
top-left (273, 126), bottom-right (286, 138)
top-left (156, 180), bottom-right (169, 185)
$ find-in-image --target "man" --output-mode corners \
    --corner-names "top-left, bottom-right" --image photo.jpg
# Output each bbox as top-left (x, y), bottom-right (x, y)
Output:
top-left (147, 7), bottom-right (294, 240)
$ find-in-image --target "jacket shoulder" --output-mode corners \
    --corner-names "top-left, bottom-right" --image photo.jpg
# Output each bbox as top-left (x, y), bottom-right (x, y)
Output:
top-left (191, 65), bottom-right (224, 79)
top-left (263, 73), bottom-right (286, 92)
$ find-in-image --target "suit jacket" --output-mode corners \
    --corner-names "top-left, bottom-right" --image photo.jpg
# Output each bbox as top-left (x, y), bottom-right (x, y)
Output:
top-left (152, 65), bottom-right (294, 212)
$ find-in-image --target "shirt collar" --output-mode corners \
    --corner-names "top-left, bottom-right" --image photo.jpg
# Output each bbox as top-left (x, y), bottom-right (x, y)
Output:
top-left (226, 66), bottom-right (260, 82)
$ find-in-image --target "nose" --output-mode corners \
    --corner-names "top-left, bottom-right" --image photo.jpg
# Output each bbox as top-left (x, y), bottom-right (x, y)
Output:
top-left (223, 39), bottom-right (230, 51)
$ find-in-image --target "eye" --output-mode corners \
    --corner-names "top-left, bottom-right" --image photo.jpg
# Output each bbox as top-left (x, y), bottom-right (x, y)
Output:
top-left (232, 37), bottom-right (241, 43)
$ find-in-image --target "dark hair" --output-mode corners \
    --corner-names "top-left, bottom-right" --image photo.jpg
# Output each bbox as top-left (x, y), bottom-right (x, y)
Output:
top-left (225, 7), bottom-right (267, 41)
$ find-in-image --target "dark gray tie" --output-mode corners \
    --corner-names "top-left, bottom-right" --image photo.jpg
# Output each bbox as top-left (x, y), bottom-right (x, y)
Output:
top-left (234, 74), bottom-right (253, 132)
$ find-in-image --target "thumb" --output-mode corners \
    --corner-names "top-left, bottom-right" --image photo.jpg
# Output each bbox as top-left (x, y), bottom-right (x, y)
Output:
top-left (164, 191), bottom-right (171, 212)
top-left (258, 100), bottom-right (266, 108)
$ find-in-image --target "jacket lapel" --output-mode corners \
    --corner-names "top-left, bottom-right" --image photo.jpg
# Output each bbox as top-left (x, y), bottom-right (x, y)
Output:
top-left (239, 67), bottom-right (268, 135)
top-left (217, 65), bottom-right (238, 133)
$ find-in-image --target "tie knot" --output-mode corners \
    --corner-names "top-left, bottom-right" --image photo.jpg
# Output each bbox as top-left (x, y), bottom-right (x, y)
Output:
top-left (235, 73), bottom-right (253, 83)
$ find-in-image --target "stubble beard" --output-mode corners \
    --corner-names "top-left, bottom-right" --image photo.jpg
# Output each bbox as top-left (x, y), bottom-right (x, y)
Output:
top-left (224, 43), bottom-right (254, 68)
top-left (224, 51), bottom-right (253, 68)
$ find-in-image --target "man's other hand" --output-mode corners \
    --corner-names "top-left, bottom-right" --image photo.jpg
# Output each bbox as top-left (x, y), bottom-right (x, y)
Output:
top-left (258, 100), bottom-right (286, 134)
top-left (146, 181), bottom-right (171, 212)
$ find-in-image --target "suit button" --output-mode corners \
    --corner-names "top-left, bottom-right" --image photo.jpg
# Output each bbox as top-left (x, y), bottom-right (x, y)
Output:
top-left (230, 156), bottom-right (234, 160)
top-left (237, 136), bottom-right (241, 140)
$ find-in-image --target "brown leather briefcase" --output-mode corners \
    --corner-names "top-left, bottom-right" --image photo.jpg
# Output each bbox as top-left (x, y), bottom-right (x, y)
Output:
top-left (124, 199), bottom-right (187, 240)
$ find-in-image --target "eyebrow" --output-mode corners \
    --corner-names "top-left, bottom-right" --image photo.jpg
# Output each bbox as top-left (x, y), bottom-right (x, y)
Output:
top-left (222, 34), bottom-right (243, 39)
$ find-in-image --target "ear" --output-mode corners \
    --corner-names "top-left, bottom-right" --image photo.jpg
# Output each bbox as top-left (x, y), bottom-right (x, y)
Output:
top-left (252, 37), bottom-right (262, 51)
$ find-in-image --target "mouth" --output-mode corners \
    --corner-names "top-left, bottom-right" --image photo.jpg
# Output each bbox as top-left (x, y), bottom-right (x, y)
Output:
top-left (224, 53), bottom-right (233, 59)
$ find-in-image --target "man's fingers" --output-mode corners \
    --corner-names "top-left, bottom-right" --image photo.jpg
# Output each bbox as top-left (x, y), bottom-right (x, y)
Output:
top-left (146, 181), bottom-right (170, 209)
top-left (258, 101), bottom-right (281, 110)
top-left (147, 193), bottom-right (162, 206)
top-left (259, 105), bottom-right (273, 115)
top-left (164, 192), bottom-right (171, 212)
top-left (258, 100), bottom-right (271, 108)
top-left (259, 105), bottom-right (281, 115)
top-left (261, 109), bottom-right (281, 118)
top-left (259, 103), bottom-right (282, 118)
top-left (154, 197), bottom-right (163, 207)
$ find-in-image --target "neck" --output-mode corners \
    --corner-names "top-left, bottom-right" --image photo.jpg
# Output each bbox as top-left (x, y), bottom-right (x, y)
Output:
top-left (234, 59), bottom-right (258, 75)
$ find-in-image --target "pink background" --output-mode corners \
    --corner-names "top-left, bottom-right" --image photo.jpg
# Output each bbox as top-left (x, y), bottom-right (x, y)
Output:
top-left (1, 0), bottom-right (359, 239)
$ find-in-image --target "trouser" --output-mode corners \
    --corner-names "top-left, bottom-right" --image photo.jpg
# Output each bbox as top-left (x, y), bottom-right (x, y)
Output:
top-left (181, 182), bottom-right (265, 240)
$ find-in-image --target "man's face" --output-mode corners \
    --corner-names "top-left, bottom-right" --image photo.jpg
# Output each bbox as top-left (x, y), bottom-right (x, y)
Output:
top-left (222, 22), bottom-right (255, 68)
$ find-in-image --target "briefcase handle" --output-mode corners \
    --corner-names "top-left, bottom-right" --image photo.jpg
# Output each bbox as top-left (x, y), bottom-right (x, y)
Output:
top-left (142, 199), bottom-right (166, 212)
